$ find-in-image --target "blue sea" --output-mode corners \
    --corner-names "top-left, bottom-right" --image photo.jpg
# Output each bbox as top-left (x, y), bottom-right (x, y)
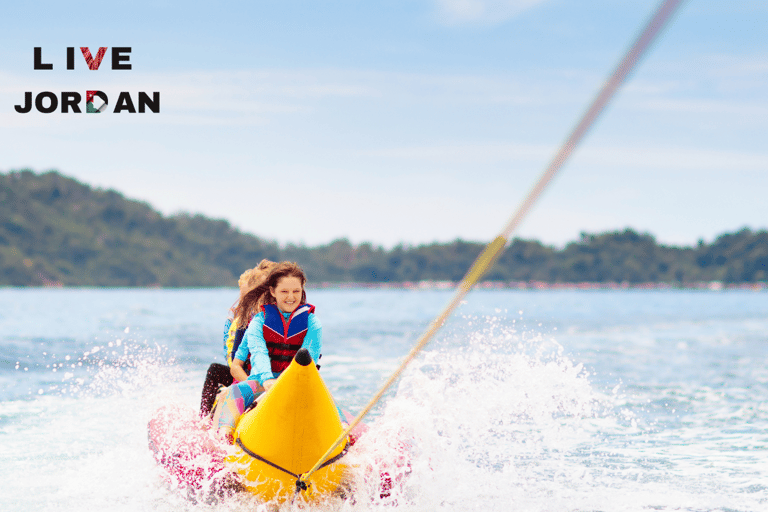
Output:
top-left (1, 287), bottom-right (766, 511)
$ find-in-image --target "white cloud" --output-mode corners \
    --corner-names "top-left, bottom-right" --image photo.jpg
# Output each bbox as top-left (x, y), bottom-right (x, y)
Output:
top-left (359, 141), bottom-right (551, 165)
top-left (357, 141), bottom-right (768, 173)
top-left (434, 0), bottom-right (548, 25)
top-left (577, 145), bottom-right (768, 172)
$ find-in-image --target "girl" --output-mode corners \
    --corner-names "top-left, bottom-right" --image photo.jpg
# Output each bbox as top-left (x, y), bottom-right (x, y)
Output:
top-left (212, 262), bottom-right (322, 439)
top-left (199, 259), bottom-right (276, 416)
top-left (225, 259), bottom-right (277, 381)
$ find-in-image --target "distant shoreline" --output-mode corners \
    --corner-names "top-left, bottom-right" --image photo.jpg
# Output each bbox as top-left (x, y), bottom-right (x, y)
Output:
top-left (4, 281), bottom-right (765, 291)
top-left (313, 280), bottom-right (767, 291)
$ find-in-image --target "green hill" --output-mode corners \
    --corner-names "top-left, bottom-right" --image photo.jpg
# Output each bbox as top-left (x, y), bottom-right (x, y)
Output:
top-left (0, 169), bottom-right (280, 286)
top-left (1, 169), bottom-right (766, 286)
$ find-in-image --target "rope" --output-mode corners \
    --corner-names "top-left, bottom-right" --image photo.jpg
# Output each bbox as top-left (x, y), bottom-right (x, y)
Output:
top-left (234, 436), bottom-right (349, 492)
top-left (297, 0), bottom-right (686, 490)
top-left (236, 437), bottom-right (302, 479)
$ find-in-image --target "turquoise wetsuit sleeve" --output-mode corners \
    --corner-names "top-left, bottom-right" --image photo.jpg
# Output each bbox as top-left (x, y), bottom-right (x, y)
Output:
top-left (303, 313), bottom-right (322, 364)
top-left (244, 312), bottom-right (274, 385)
top-left (222, 318), bottom-right (232, 361)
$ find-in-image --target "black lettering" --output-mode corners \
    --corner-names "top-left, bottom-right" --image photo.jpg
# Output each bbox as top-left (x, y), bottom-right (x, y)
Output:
top-left (112, 47), bottom-right (132, 70)
top-left (61, 92), bottom-right (82, 113)
top-left (35, 92), bottom-right (58, 113)
top-left (87, 91), bottom-right (108, 113)
top-left (34, 47), bottom-right (53, 70)
top-left (113, 92), bottom-right (136, 113)
top-left (67, 47), bottom-right (75, 69)
top-left (15, 92), bottom-right (32, 113)
top-left (138, 92), bottom-right (160, 113)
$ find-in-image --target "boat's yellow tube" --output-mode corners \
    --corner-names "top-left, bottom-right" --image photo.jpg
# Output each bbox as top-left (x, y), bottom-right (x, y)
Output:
top-left (226, 348), bottom-right (348, 503)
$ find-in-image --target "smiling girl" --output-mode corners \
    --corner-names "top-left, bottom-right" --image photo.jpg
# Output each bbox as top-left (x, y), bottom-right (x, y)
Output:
top-left (212, 262), bottom-right (322, 437)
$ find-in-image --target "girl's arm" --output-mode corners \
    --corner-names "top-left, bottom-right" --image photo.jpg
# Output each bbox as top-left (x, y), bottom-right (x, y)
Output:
top-left (243, 313), bottom-right (275, 385)
top-left (222, 318), bottom-right (233, 360)
top-left (301, 314), bottom-right (323, 364)
top-left (229, 358), bottom-right (249, 382)
top-left (223, 317), bottom-right (232, 343)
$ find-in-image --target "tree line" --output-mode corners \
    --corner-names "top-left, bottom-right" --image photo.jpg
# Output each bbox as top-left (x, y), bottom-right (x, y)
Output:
top-left (1, 169), bottom-right (766, 287)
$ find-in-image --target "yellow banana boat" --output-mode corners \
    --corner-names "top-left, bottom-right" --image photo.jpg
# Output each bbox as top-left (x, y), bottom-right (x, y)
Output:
top-left (225, 347), bottom-right (349, 503)
top-left (150, 348), bottom-right (406, 504)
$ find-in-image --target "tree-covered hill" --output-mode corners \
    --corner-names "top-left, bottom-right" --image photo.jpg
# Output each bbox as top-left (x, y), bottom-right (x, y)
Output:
top-left (1, 170), bottom-right (280, 286)
top-left (1, 169), bottom-right (766, 286)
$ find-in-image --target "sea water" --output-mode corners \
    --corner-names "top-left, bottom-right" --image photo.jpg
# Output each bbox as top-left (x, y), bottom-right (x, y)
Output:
top-left (0, 287), bottom-right (766, 511)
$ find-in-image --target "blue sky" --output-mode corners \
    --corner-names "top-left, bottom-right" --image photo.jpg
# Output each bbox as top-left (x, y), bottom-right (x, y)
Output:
top-left (2, 0), bottom-right (766, 248)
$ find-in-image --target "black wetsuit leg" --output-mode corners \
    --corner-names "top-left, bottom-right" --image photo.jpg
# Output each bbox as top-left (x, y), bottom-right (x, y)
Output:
top-left (200, 362), bottom-right (233, 416)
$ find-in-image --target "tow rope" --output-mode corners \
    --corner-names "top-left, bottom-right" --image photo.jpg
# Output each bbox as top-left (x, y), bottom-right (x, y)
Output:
top-left (235, 436), bottom-right (349, 493)
top-left (297, 0), bottom-right (686, 491)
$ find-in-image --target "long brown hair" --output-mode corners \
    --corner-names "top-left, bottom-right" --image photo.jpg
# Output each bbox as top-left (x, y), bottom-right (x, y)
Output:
top-left (231, 259), bottom-right (276, 327)
top-left (234, 261), bottom-right (308, 327)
